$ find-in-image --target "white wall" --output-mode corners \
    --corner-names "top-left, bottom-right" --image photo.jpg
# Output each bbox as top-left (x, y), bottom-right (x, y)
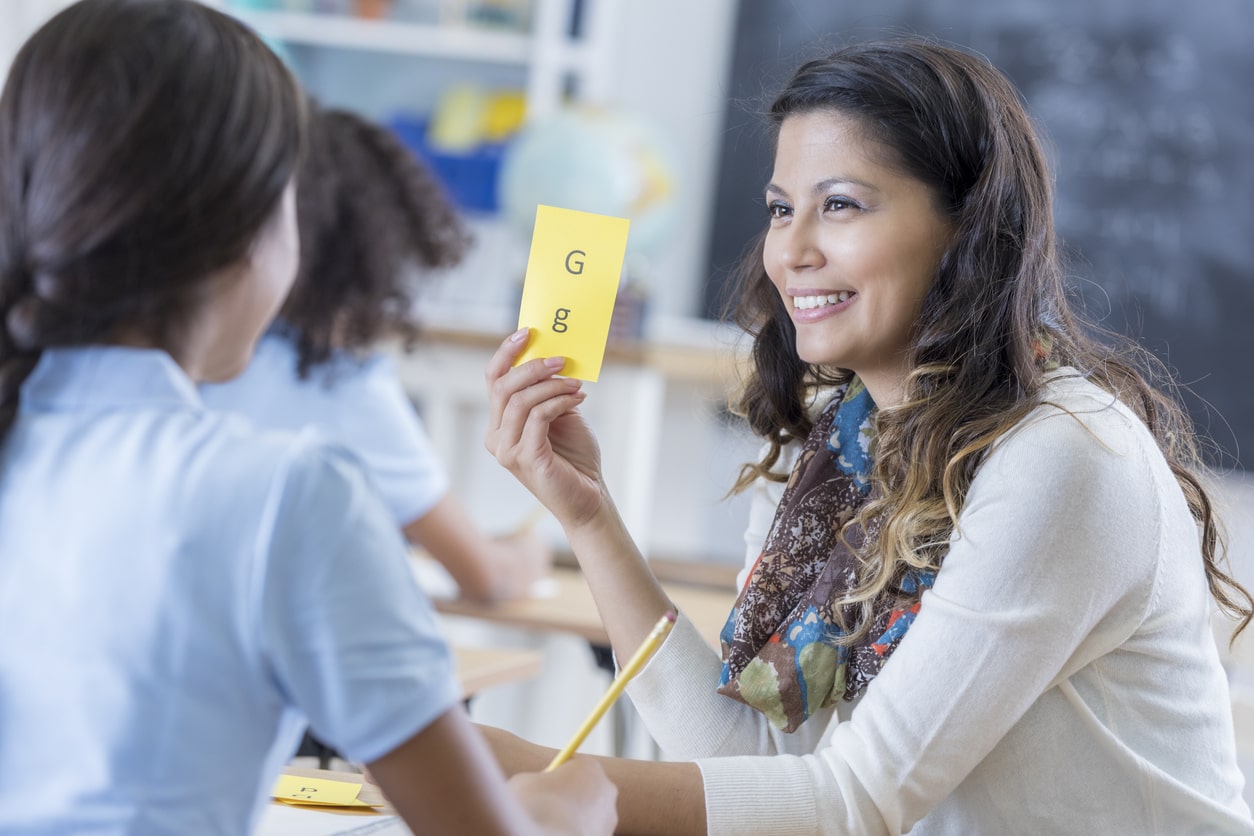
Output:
top-left (1, 0), bottom-right (74, 82)
top-left (605, 0), bottom-right (738, 318)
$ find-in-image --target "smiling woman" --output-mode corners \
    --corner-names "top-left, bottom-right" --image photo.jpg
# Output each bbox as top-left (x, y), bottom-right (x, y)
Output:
top-left (479, 38), bottom-right (1254, 835)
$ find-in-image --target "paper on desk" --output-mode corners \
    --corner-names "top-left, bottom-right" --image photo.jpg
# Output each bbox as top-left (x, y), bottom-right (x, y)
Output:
top-left (272, 775), bottom-right (382, 808)
top-left (514, 205), bottom-right (630, 382)
top-left (257, 803), bottom-right (404, 836)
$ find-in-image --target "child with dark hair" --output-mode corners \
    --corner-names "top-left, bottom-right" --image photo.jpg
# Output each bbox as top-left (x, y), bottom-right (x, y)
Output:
top-left (203, 102), bottom-right (550, 603)
top-left (0, 2), bottom-right (611, 833)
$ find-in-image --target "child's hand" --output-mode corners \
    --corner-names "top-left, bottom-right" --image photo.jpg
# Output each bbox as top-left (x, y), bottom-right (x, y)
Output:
top-left (479, 724), bottom-right (618, 835)
top-left (508, 759), bottom-right (618, 836)
top-left (495, 528), bottom-right (553, 589)
top-left (484, 329), bottom-right (608, 532)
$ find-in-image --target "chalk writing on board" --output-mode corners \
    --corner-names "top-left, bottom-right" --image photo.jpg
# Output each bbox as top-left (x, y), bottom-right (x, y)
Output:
top-left (987, 26), bottom-right (1222, 324)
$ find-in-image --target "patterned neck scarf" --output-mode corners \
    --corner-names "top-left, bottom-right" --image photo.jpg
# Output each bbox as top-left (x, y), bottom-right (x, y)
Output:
top-left (717, 378), bottom-right (934, 733)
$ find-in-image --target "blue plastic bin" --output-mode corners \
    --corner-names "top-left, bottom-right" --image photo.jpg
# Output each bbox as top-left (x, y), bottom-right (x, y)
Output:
top-left (388, 115), bottom-right (504, 214)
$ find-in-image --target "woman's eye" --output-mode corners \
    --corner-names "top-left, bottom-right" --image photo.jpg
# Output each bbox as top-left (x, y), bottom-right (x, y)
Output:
top-left (767, 200), bottom-right (792, 219)
top-left (824, 196), bottom-right (857, 212)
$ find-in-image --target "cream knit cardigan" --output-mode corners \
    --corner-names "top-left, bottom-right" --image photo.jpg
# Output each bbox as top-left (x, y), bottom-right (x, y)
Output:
top-left (627, 373), bottom-right (1253, 835)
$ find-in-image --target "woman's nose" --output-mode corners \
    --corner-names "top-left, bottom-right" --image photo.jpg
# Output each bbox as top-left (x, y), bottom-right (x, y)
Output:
top-left (777, 216), bottom-right (825, 272)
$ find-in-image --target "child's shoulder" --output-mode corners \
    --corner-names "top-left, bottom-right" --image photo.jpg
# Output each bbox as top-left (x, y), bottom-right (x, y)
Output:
top-left (189, 405), bottom-right (350, 484)
top-left (193, 411), bottom-right (379, 526)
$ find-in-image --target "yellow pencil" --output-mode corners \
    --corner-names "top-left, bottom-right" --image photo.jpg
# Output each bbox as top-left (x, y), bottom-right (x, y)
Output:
top-left (544, 609), bottom-right (678, 771)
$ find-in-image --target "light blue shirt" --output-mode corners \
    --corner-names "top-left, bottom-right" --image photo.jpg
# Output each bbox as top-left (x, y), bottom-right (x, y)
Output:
top-left (0, 347), bottom-right (459, 835)
top-left (201, 329), bottom-right (450, 527)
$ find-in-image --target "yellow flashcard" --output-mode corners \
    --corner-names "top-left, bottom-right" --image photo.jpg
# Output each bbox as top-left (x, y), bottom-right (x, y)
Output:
top-left (271, 774), bottom-right (381, 808)
top-left (514, 205), bottom-right (631, 382)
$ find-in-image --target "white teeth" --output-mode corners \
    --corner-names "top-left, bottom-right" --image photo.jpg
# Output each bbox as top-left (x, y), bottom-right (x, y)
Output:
top-left (794, 292), bottom-right (852, 310)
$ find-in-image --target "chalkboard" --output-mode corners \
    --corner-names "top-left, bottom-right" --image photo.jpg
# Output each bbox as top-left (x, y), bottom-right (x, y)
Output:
top-left (704, 0), bottom-right (1254, 469)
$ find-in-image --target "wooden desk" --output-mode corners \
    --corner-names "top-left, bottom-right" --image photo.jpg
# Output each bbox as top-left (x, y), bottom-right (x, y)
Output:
top-left (431, 564), bottom-right (737, 760)
top-left (408, 320), bottom-right (749, 387)
top-left (434, 565), bottom-right (736, 651)
top-left (453, 645), bottom-right (543, 698)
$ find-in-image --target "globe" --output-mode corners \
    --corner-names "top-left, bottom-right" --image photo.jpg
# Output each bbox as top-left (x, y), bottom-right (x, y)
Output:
top-left (497, 106), bottom-right (681, 259)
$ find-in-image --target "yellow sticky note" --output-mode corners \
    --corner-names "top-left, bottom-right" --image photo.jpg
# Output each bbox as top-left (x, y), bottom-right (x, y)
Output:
top-left (271, 775), bottom-right (380, 808)
top-left (514, 205), bottom-right (631, 382)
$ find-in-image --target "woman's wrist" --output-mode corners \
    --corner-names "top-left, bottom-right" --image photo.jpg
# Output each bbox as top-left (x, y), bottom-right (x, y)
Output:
top-left (561, 495), bottom-right (674, 641)
top-left (561, 496), bottom-right (630, 558)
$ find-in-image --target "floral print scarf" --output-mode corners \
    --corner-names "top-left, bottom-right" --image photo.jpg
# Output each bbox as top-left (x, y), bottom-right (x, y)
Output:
top-left (717, 378), bottom-right (934, 732)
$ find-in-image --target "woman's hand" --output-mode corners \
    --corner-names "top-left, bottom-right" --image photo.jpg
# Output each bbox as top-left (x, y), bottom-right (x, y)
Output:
top-left (485, 329), bottom-right (607, 530)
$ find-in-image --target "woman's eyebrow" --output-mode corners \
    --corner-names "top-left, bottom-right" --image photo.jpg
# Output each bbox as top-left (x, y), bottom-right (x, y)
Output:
top-left (812, 176), bottom-right (877, 194)
top-left (764, 176), bottom-right (879, 198)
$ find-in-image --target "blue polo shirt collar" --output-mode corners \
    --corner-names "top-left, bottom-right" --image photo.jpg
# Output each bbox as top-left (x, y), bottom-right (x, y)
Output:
top-left (21, 346), bottom-right (203, 412)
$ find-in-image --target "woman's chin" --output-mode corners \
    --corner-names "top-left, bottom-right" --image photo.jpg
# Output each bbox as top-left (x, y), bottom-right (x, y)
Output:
top-left (794, 341), bottom-right (848, 370)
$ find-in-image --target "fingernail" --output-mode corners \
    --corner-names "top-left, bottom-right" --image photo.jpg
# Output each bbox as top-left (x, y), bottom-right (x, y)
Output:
top-left (509, 327), bottom-right (529, 343)
top-left (543, 357), bottom-right (566, 370)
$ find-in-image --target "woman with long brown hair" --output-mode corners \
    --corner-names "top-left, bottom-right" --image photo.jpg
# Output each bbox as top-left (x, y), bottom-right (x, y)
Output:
top-left (482, 38), bottom-right (1254, 834)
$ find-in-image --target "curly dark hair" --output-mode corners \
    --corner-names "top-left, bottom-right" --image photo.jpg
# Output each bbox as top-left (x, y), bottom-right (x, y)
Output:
top-left (282, 104), bottom-right (472, 378)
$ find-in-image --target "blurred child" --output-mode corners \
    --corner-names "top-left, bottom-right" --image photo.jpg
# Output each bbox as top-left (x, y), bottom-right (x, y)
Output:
top-left (202, 102), bottom-right (550, 603)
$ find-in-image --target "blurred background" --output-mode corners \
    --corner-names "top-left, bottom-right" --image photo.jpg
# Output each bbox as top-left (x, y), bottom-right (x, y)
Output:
top-left (4, 0), bottom-right (1249, 565)
top-left (3, 0), bottom-right (1252, 783)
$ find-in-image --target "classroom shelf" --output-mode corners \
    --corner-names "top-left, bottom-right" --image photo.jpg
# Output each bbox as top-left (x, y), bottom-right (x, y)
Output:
top-left (231, 9), bottom-right (533, 64)
top-left (216, 0), bottom-right (617, 123)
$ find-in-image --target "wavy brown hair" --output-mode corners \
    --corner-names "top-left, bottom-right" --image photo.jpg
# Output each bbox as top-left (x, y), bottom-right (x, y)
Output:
top-left (728, 39), bottom-right (1251, 643)
top-left (0, 0), bottom-right (304, 445)
top-left (281, 104), bottom-right (471, 378)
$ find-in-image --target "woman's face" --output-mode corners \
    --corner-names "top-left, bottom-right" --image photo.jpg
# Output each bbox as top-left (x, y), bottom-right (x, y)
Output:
top-left (763, 110), bottom-right (953, 405)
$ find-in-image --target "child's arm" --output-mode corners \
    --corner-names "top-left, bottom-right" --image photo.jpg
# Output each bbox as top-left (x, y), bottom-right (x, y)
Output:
top-left (405, 493), bottom-right (552, 603)
top-left (478, 723), bottom-right (707, 836)
top-left (367, 707), bottom-right (617, 836)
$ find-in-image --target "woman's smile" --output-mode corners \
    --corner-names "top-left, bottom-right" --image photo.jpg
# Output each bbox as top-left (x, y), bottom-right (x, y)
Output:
top-left (789, 289), bottom-right (858, 321)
